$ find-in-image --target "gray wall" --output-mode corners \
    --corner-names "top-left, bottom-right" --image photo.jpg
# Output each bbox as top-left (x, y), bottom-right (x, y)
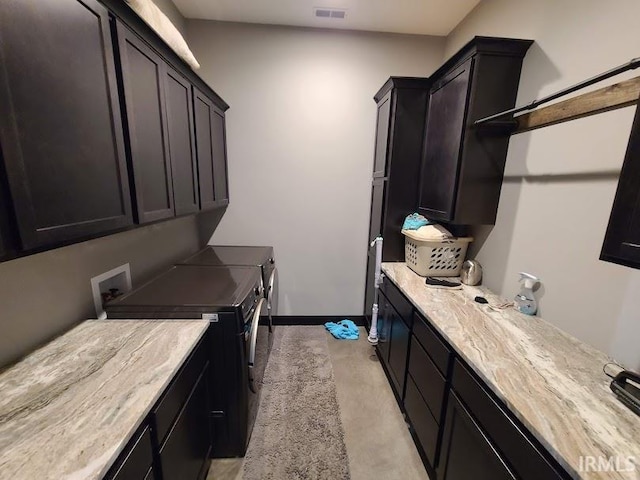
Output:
top-left (0, 216), bottom-right (201, 368)
top-left (186, 20), bottom-right (445, 316)
top-left (153, 0), bottom-right (187, 36)
top-left (445, 0), bottom-right (640, 369)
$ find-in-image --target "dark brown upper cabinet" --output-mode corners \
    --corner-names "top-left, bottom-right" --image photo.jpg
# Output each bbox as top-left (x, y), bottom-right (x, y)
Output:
top-left (164, 67), bottom-right (200, 216)
top-left (194, 88), bottom-right (230, 210)
top-left (364, 78), bottom-right (431, 322)
top-left (418, 37), bottom-right (533, 225)
top-left (0, 0), bottom-right (230, 263)
top-left (116, 22), bottom-right (175, 224)
top-left (0, 0), bottom-right (133, 250)
top-left (601, 101), bottom-right (640, 270)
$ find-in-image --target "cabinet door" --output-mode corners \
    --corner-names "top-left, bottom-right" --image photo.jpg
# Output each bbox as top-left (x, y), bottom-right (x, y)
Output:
top-left (373, 91), bottom-right (392, 178)
top-left (0, 0), bottom-right (133, 249)
top-left (388, 307), bottom-right (410, 399)
top-left (419, 59), bottom-right (473, 222)
top-left (438, 392), bottom-right (516, 480)
top-left (376, 292), bottom-right (391, 365)
top-left (164, 67), bottom-right (199, 216)
top-left (211, 105), bottom-right (229, 204)
top-left (160, 368), bottom-right (211, 480)
top-left (601, 101), bottom-right (640, 269)
top-left (194, 89), bottom-right (229, 210)
top-left (117, 23), bottom-right (175, 224)
top-left (105, 424), bottom-right (154, 480)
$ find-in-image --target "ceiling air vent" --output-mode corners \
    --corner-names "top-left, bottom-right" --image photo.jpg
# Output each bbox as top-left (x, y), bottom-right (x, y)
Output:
top-left (314, 7), bottom-right (347, 19)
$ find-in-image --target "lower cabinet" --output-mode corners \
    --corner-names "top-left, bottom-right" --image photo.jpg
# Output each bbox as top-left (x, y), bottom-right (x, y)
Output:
top-left (159, 368), bottom-right (211, 480)
top-left (376, 281), bottom-right (412, 401)
top-left (438, 392), bottom-right (515, 480)
top-left (374, 281), bottom-right (569, 480)
top-left (404, 314), bottom-right (452, 470)
top-left (441, 360), bottom-right (566, 480)
top-left (105, 424), bottom-right (154, 480)
top-left (106, 339), bottom-right (211, 480)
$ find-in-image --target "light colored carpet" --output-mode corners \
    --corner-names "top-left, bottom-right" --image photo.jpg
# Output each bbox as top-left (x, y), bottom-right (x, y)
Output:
top-left (241, 326), bottom-right (351, 480)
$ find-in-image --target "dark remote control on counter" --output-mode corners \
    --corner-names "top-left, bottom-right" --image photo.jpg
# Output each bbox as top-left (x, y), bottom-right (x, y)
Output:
top-left (425, 277), bottom-right (461, 288)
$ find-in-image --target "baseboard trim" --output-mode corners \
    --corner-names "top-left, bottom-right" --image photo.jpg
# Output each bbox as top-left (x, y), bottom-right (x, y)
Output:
top-left (270, 315), bottom-right (366, 326)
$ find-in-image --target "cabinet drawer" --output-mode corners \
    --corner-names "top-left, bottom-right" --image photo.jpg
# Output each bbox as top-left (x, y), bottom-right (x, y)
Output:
top-left (452, 360), bottom-right (565, 480)
top-left (408, 336), bottom-right (446, 423)
top-left (152, 338), bottom-right (207, 446)
top-left (160, 367), bottom-right (211, 480)
top-left (405, 374), bottom-right (439, 467)
top-left (413, 313), bottom-right (451, 376)
top-left (106, 424), bottom-right (153, 480)
top-left (381, 277), bottom-right (412, 325)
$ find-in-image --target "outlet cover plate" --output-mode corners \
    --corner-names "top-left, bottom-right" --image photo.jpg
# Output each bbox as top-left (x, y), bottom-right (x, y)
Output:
top-left (91, 264), bottom-right (132, 319)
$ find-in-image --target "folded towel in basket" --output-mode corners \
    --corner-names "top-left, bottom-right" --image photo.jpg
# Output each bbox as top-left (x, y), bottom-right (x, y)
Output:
top-left (402, 224), bottom-right (453, 241)
top-left (325, 319), bottom-right (359, 340)
top-left (402, 213), bottom-right (432, 231)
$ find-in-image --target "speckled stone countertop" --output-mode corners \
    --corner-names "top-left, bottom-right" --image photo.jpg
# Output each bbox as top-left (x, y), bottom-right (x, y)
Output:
top-left (382, 262), bottom-right (640, 480)
top-left (0, 319), bottom-right (209, 480)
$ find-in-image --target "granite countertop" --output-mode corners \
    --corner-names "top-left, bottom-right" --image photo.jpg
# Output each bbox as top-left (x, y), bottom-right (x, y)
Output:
top-left (381, 262), bottom-right (640, 480)
top-left (0, 319), bottom-right (209, 480)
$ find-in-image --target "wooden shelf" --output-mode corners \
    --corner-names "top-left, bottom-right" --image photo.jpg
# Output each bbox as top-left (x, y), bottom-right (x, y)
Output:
top-left (513, 75), bottom-right (640, 134)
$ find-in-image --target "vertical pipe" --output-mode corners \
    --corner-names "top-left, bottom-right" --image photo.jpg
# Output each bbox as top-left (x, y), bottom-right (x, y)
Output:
top-left (368, 236), bottom-right (383, 344)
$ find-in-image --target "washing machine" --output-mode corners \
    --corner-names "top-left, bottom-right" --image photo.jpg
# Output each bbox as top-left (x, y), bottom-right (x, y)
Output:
top-left (105, 265), bottom-right (267, 457)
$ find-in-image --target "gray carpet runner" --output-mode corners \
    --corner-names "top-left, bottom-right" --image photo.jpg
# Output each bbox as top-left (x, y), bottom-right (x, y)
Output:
top-left (242, 326), bottom-right (351, 480)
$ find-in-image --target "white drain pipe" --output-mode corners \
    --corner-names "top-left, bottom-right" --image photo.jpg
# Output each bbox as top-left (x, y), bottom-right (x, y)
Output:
top-left (367, 236), bottom-right (383, 345)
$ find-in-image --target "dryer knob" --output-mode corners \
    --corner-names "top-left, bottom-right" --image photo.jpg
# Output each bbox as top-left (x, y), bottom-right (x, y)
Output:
top-left (269, 258), bottom-right (275, 264)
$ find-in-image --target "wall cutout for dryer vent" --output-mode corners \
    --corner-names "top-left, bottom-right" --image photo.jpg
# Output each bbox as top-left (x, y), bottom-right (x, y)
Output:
top-left (314, 7), bottom-right (347, 19)
top-left (90, 264), bottom-right (132, 319)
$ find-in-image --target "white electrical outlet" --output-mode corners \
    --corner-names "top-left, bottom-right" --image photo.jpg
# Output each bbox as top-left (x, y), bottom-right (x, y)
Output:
top-left (91, 264), bottom-right (132, 319)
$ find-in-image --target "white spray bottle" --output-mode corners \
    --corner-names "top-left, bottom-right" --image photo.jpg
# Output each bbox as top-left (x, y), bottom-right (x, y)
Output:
top-left (514, 272), bottom-right (539, 315)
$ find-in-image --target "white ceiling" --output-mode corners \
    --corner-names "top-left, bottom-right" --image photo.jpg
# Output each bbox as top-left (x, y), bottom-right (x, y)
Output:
top-left (172, 0), bottom-right (481, 36)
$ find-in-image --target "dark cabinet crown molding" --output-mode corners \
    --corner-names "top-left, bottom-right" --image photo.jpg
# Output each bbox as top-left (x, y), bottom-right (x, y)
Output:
top-left (374, 77), bottom-right (432, 102)
top-left (435, 36), bottom-right (534, 80)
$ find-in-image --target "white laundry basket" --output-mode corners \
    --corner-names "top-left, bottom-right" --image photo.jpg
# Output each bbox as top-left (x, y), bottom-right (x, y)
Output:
top-left (403, 231), bottom-right (473, 277)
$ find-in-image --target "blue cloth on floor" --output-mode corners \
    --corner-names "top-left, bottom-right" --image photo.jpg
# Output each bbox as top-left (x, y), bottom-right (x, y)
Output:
top-left (402, 213), bottom-right (431, 230)
top-left (324, 319), bottom-right (359, 340)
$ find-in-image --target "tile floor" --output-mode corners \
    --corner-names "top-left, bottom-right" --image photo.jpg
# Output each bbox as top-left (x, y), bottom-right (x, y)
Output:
top-left (207, 326), bottom-right (429, 480)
